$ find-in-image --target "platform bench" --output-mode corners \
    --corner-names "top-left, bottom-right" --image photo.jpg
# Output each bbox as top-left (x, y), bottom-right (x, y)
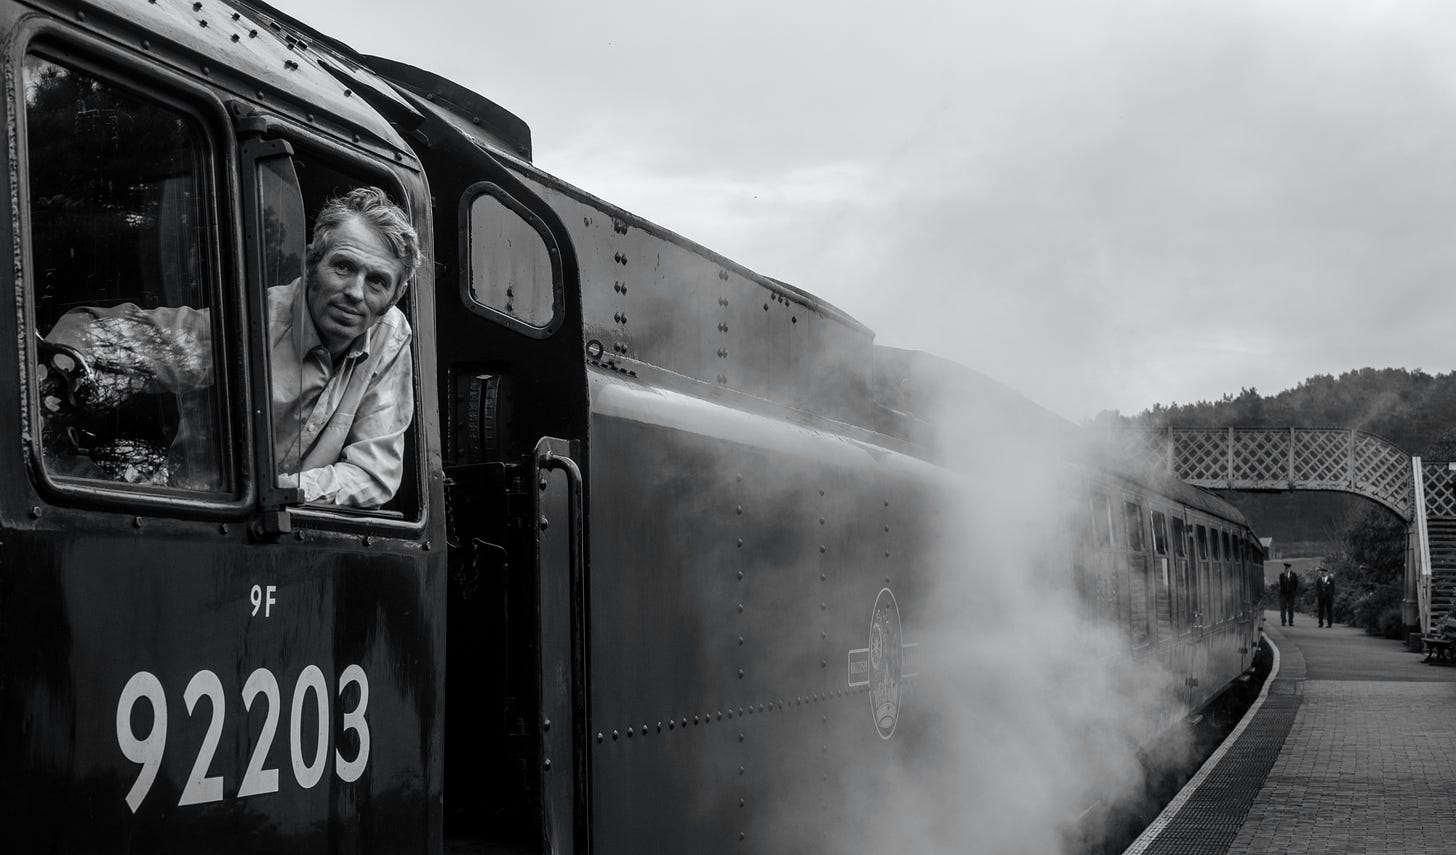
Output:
top-left (1422, 636), bottom-right (1455, 663)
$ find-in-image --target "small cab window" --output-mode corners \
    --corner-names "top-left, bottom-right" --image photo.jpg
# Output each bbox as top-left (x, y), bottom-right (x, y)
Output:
top-left (1171, 516), bottom-right (1186, 557)
top-left (1151, 511), bottom-right (1169, 556)
top-left (1123, 501), bottom-right (1144, 551)
top-left (1196, 525), bottom-right (1209, 560)
top-left (27, 54), bottom-right (232, 495)
top-left (1091, 494), bottom-right (1114, 548)
top-left (463, 182), bottom-right (562, 337)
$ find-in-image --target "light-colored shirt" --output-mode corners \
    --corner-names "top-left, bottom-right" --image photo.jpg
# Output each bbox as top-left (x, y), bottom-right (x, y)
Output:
top-left (46, 279), bottom-right (413, 508)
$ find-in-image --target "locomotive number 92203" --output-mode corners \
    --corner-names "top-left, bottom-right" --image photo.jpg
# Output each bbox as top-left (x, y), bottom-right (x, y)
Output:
top-left (115, 665), bottom-right (371, 812)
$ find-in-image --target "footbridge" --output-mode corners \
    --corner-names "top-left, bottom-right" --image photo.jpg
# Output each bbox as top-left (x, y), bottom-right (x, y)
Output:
top-left (1122, 427), bottom-right (1456, 633)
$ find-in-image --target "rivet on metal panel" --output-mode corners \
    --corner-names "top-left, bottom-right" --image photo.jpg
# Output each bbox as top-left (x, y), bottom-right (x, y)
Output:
top-left (821, 631), bottom-right (827, 639)
top-left (821, 660), bottom-right (827, 668)
top-left (884, 525), bottom-right (890, 532)
top-left (693, 715), bottom-right (700, 724)
top-left (192, 2), bottom-right (201, 9)
top-left (344, 89), bottom-right (352, 97)
top-left (681, 718), bottom-right (687, 728)
top-left (471, 116), bottom-right (481, 125)
top-left (76, 9), bottom-right (85, 19)
top-left (199, 20), bottom-right (207, 28)
top-left (819, 518), bottom-right (825, 525)
top-left (820, 545), bottom-right (826, 554)
top-left (738, 708), bottom-right (745, 716)
top-left (544, 758), bottom-right (551, 770)
top-left (736, 571), bottom-right (743, 580)
top-left (352, 133), bottom-right (360, 143)
top-left (668, 720), bottom-right (674, 730)
top-left (717, 711), bottom-right (723, 720)
top-left (738, 798), bottom-right (745, 808)
top-left (219, 523), bottom-right (229, 535)
top-left (232, 11), bottom-right (240, 18)
top-left (738, 732), bottom-right (745, 742)
top-left (657, 721), bottom-right (663, 732)
top-left (307, 113), bottom-right (315, 123)
top-left (820, 602), bottom-right (826, 611)
top-left (736, 538), bottom-right (743, 547)
top-left (759, 704), bottom-right (765, 712)
top-left (539, 516), bottom-right (549, 531)
top-left (133, 516), bottom-right (143, 529)
top-left (249, 29), bottom-right (258, 38)
top-left (596, 732), bottom-right (603, 743)
top-left (295, 530), bottom-right (305, 542)
top-left (884, 500), bottom-right (891, 508)
top-left (763, 303), bottom-right (769, 311)
top-left (29, 506), bottom-right (40, 519)
top-left (735, 504), bottom-right (742, 515)
top-left (539, 475), bottom-right (549, 491)
top-left (642, 723), bottom-right (648, 734)
top-left (626, 728), bottom-right (632, 738)
top-left (737, 669), bottom-right (744, 678)
top-left (739, 832), bottom-right (746, 842)
top-left (737, 603), bottom-right (744, 613)
top-left (738, 765), bottom-right (745, 775)
top-left (543, 719), bottom-right (551, 731)
top-left (142, 39), bottom-right (151, 50)
top-left (612, 730), bottom-right (619, 740)
top-left (230, 34), bottom-right (239, 42)
top-left (201, 65), bottom-right (211, 75)
top-left (737, 636), bottom-right (744, 646)
top-left (792, 317), bottom-right (797, 324)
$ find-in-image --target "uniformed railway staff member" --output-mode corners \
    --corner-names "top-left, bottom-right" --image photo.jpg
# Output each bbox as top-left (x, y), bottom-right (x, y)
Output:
top-left (1278, 562), bottom-right (1299, 626)
top-left (46, 187), bottom-right (422, 508)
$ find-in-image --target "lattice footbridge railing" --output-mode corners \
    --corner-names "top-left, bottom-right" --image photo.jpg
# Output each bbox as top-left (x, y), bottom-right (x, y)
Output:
top-left (1120, 427), bottom-right (1417, 521)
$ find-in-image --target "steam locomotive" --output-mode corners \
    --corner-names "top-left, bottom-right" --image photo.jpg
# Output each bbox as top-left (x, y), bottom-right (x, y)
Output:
top-left (0, 1), bottom-right (1264, 851)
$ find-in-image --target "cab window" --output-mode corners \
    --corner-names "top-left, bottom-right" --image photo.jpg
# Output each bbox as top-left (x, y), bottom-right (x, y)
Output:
top-left (26, 53), bottom-right (232, 495)
top-left (250, 148), bottom-right (423, 517)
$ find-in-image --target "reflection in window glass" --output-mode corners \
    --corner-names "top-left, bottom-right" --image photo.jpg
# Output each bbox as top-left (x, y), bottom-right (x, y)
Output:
top-left (1091, 494), bottom-right (1113, 548)
top-left (1151, 511), bottom-right (1168, 556)
top-left (468, 191), bottom-right (555, 330)
top-left (27, 55), bottom-right (228, 492)
top-left (1123, 501), bottom-right (1144, 551)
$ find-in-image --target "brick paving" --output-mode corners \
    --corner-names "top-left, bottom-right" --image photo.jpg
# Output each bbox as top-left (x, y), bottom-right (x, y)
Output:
top-left (1129, 612), bottom-right (1456, 855)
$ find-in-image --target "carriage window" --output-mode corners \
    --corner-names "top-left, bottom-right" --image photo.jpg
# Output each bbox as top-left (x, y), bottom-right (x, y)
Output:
top-left (27, 55), bottom-right (230, 493)
top-left (1210, 528), bottom-right (1221, 561)
top-left (1222, 531), bottom-right (1233, 564)
top-left (1091, 494), bottom-right (1114, 547)
top-left (1196, 525), bottom-right (1209, 560)
top-left (1171, 517), bottom-right (1186, 557)
top-left (1123, 501), bottom-right (1145, 551)
top-left (1151, 511), bottom-right (1169, 556)
top-left (465, 182), bottom-right (562, 336)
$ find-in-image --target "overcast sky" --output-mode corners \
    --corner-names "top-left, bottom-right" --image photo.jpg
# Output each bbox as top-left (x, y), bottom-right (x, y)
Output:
top-left (280, 0), bottom-right (1456, 421)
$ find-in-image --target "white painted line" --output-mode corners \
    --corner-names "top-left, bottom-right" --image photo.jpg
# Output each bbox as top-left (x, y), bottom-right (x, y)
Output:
top-left (1121, 631), bottom-right (1282, 855)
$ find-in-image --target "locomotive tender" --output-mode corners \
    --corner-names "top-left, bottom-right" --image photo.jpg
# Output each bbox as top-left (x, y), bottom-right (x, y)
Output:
top-left (0, 1), bottom-right (1264, 851)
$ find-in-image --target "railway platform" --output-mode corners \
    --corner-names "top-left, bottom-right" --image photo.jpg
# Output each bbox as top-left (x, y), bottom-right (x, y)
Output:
top-left (1125, 610), bottom-right (1456, 855)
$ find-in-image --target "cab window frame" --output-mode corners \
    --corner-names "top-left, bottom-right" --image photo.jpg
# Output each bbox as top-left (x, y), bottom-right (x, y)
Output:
top-left (253, 130), bottom-right (432, 531)
top-left (17, 32), bottom-right (249, 515)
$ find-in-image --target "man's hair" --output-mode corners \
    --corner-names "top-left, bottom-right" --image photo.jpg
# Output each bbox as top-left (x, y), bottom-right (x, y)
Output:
top-left (305, 186), bottom-right (424, 291)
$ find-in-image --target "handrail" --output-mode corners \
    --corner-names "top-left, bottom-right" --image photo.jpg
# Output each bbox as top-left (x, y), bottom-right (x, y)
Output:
top-left (1413, 456), bottom-right (1432, 634)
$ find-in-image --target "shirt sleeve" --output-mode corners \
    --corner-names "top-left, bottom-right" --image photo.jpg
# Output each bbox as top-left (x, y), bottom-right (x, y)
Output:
top-left (296, 332), bottom-right (414, 509)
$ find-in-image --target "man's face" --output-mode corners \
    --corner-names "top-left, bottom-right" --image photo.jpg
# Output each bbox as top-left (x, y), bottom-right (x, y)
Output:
top-left (306, 216), bottom-right (406, 357)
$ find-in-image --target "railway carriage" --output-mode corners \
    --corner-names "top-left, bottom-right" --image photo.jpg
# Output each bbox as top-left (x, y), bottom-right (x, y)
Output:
top-left (0, 1), bottom-right (1262, 852)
